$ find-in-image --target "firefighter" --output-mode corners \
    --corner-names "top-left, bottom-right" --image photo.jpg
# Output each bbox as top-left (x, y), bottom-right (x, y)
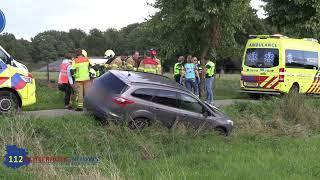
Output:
top-left (204, 58), bottom-right (216, 105)
top-left (71, 49), bottom-right (91, 111)
top-left (138, 50), bottom-right (160, 74)
top-left (174, 56), bottom-right (185, 84)
top-left (149, 49), bottom-right (162, 75)
top-left (104, 49), bottom-right (123, 70)
top-left (58, 53), bottom-right (74, 109)
top-left (126, 51), bottom-right (140, 71)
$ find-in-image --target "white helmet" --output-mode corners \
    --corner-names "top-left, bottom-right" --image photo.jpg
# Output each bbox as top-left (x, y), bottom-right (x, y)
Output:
top-left (104, 49), bottom-right (115, 59)
top-left (82, 49), bottom-right (88, 57)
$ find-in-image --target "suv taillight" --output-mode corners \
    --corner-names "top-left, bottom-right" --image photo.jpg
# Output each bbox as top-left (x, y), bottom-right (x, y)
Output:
top-left (279, 68), bottom-right (285, 82)
top-left (112, 97), bottom-right (135, 108)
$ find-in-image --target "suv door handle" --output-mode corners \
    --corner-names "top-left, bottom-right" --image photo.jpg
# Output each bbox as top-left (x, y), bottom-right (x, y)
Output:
top-left (153, 107), bottom-right (160, 110)
top-left (182, 114), bottom-right (187, 117)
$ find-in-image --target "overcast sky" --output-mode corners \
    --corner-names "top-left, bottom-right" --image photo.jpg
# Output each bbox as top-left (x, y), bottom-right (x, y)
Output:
top-left (1, 0), bottom-right (266, 40)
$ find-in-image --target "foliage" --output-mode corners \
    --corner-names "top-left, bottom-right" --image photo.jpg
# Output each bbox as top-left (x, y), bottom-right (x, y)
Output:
top-left (263, 0), bottom-right (320, 38)
top-left (151, 0), bottom-right (252, 66)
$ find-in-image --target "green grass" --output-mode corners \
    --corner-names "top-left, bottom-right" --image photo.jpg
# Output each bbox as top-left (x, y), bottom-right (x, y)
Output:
top-left (7, 72), bottom-right (320, 179)
top-left (213, 74), bottom-right (248, 100)
top-left (0, 114), bottom-right (319, 179)
top-left (32, 71), bottom-right (59, 81)
top-left (23, 81), bottom-right (64, 111)
top-left (22, 72), bottom-right (65, 111)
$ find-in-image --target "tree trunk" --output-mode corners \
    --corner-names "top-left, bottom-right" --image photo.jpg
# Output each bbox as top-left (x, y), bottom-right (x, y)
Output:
top-left (200, 45), bottom-right (209, 98)
top-left (199, 15), bottom-right (221, 98)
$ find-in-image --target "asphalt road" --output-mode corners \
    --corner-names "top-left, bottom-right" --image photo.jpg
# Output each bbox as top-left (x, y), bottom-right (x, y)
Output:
top-left (22, 99), bottom-right (256, 118)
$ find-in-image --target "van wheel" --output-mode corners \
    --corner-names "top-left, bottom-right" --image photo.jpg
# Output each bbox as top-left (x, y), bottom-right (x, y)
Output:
top-left (0, 91), bottom-right (20, 113)
top-left (129, 118), bottom-right (149, 130)
top-left (289, 84), bottom-right (299, 95)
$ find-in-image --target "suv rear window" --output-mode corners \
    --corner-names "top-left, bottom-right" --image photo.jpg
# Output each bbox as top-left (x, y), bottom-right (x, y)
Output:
top-left (132, 89), bottom-right (155, 101)
top-left (245, 48), bottom-right (279, 68)
top-left (100, 72), bottom-right (127, 94)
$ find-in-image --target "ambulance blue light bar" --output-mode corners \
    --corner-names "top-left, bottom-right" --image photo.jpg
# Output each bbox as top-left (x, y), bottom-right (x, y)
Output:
top-left (249, 34), bottom-right (288, 39)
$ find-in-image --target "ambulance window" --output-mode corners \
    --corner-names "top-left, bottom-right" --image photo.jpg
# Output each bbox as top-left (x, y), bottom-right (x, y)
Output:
top-left (285, 50), bottom-right (318, 69)
top-left (245, 48), bottom-right (279, 68)
top-left (0, 50), bottom-right (10, 64)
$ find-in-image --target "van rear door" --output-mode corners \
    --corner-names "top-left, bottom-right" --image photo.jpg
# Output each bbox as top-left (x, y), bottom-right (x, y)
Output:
top-left (242, 48), bottom-right (280, 90)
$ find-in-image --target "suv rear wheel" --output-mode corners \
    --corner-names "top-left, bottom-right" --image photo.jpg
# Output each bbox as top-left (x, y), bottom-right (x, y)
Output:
top-left (0, 91), bottom-right (20, 113)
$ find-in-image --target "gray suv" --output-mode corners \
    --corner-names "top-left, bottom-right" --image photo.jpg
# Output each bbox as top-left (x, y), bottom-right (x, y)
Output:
top-left (85, 70), bottom-right (233, 135)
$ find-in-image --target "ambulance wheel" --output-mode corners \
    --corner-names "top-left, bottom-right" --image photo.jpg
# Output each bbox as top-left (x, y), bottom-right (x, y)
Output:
top-left (0, 91), bottom-right (20, 113)
top-left (289, 84), bottom-right (299, 95)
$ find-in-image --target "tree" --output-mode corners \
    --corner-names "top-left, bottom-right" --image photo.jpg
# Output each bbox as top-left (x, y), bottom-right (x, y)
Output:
top-left (0, 33), bottom-right (33, 62)
top-left (69, 29), bottom-right (87, 48)
top-left (81, 29), bottom-right (106, 56)
top-left (263, 0), bottom-right (320, 38)
top-left (152, 0), bottom-right (251, 64)
top-left (31, 32), bottom-right (58, 63)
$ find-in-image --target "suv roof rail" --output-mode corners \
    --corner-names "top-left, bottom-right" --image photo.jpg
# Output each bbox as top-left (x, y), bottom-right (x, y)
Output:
top-left (303, 38), bottom-right (319, 43)
top-left (132, 81), bottom-right (188, 92)
top-left (249, 34), bottom-right (288, 39)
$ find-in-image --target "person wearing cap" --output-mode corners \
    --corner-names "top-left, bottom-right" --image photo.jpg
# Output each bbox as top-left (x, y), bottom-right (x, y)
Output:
top-left (149, 49), bottom-right (162, 75)
top-left (70, 49), bottom-right (91, 111)
top-left (58, 53), bottom-right (74, 109)
top-left (138, 50), bottom-right (160, 74)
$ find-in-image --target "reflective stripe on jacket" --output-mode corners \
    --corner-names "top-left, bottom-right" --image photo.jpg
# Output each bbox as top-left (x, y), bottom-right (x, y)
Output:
top-left (139, 58), bottom-right (158, 74)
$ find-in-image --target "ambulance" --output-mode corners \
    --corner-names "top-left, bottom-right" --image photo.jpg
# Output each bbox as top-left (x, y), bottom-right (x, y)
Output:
top-left (240, 34), bottom-right (320, 95)
top-left (0, 46), bottom-right (36, 112)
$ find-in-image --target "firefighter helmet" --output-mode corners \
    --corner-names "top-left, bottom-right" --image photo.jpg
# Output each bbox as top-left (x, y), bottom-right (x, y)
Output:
top-left (82, 49), bottom-right (88, 57)
top-left (104, 50), bottom-right (115, 59)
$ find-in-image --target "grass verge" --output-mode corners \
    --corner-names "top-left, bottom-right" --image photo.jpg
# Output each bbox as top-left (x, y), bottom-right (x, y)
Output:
top-left (1, 95), bottom-right (320, 179)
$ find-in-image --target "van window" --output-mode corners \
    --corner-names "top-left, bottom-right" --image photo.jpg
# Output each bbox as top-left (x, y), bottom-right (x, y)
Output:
top-left (100, 72), bottom-right (127, 94)
top-left (178, 94), bottom-right (204, 114)
top-left (245, 48), bottom-right (279, 68)
top-left (132, 89), bottom-right (155, 101)
top-left (285, 50), bottom-right (318, 69)
top-left (153, 90), bottom-right (178, 108)
top-left (0, 49), bottom-right (10, 64)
